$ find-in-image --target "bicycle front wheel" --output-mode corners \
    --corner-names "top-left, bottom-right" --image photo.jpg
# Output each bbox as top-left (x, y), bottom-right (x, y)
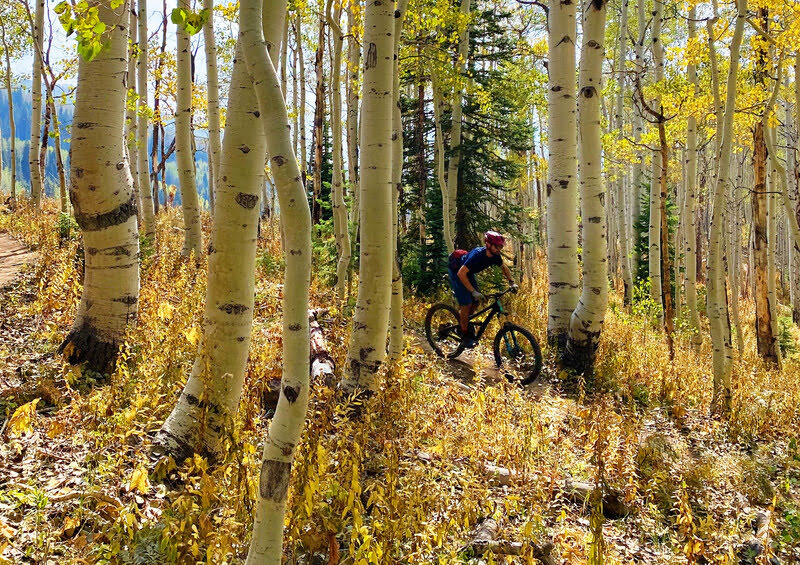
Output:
top-left (425, 303), bottom-right (466, 359)
top-left (493, 323), bottom-right (542, 385)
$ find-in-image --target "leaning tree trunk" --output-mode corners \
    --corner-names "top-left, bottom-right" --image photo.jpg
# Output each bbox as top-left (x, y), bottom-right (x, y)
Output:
top-left (202, 0), bottom-right (221, 214)
top-left (707, 0), bottom-right (745, 414)
top-left (444, 0), bottom-right (471, 248)
top-left (240, 0), bottom-right (312, 560)
top-left (647, 0), bottom-right (664, 321)
top-left (29, 0), bottom-right (44, 208)
top-left (388, 0), bottom-right (409, 362)
top-left (176, 0), bottom-right (203, 256)
top-left (751, 6), bottom-right (780, 367)
top-left (340, 0), bottom-right (395, 393)
top-left (684, 6), bottom-right (702, 348)
top-left (613, 0), bottom-right (632, 306)
top-left (546, 0), bottom-right (579, 353)
top-left (563, 0), bottom-right (608, 376)
top-left (1, 19), bottom-right (17, 205)
top-left (326, 1), bottom-right (351, 302)
top-left (58, 0), bottom-right (140, 374)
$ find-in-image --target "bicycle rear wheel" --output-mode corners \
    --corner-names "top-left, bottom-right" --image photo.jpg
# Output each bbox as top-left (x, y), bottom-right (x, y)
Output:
top-left (493, 323), bottom-right (542, 385)
top-left (425, 304), bottom-right (466, 359)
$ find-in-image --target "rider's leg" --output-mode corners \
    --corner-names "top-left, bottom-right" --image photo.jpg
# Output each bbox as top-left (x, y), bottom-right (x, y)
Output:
top-left (460, 305), bottom-right (470, 334)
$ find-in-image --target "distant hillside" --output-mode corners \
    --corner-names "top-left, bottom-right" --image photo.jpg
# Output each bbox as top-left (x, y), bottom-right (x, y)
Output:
top-left (0, 88), bottom-right (210, 205)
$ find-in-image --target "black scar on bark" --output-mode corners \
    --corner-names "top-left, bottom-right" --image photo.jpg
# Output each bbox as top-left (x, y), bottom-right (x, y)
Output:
top-left (116, 162), bottom-right (124, 170)
top-left (365, 43), bottom-right (378, 70)
top-left (283, 385), bottom-right (299, 403)
top-left (239, 145), bottom-right (251, 154)
top-left (112, 294), bottom-right (139, 306)
top-left (58, 321), bottom-right (119, 374)
top-left (235, 192), bottom-right (258, 209)
top-left (288, 323), bottom-right (301, 331)
top-left (151, 428), bottom-right (195, 465)
top-left (259, 459), bottom-right (291, 502)
top-left (218, 303), bottom-right (249, 314)
top-left (272, 155), bottom-right (287, 167)
top-left (359, 347), bottom-right (375, 362)
top-left (73, 194), bottom-right (138, 232)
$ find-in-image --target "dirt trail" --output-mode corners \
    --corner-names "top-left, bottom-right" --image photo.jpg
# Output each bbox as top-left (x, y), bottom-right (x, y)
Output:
top-left (0, 233), bottom-right (37, 288)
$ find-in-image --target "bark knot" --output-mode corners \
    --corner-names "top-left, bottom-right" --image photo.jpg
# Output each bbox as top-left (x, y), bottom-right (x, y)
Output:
top-left (259, 459), bottom-right (291, 502)
top-left (235, 192), bottom-right (258, 209)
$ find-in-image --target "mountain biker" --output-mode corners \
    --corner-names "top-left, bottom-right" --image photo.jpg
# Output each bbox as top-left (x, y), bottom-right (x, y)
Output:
top-left (448, 231), bottom-right (518, 348)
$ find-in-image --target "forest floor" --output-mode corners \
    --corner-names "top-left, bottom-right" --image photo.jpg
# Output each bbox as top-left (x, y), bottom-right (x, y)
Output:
top-left (0, 201), bottom-right (799, 564)
top-left (0, 233), bottom-right (37, 288)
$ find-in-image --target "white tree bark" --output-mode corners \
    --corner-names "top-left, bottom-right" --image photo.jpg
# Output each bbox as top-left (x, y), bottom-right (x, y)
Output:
top-left (431, 69), bottom-right (453, 253)
top-left (683, 6), bottom-right (701, 347)
top-left (204, 0), bottom-right (222, 217)
top-left (241, 0), bottom-right (312, 560)
top-left (545, 0), bottom-right (579, 352)
top-left (137, 0), bottom-right (155, 235)
top-left (326, 1), bottom-right (351, 302)
top-left (59, 0), bottom-right (140, 374)
top-left (388, 0), bottom-right (409, 362)
top-left (126, 7), bottom-right (141, 220)
top-left (647, 0), bottom-right (664, 317)
top-left (340, 0), bottom-right (395, 392)
top-left (176, 0), bottom-right (203, 256)
top-left (707, 0), bottom-right (745, 413)
top-left (346, 2), bottom-right (360, 228)
top-left (613, 0), bottom-right (632, 306)
top-left (1, 19), bottom-right (17, 205)
top-left (564, 0), bottom-right (608, 374)
top-left (29, 0), bottom-right (44, 208)
top-left (629, 0), bottom-right (646, 264)
top-left (444, 0), bottom-right (471, 246)
top-left (296, 13), bottom-right (308, 189)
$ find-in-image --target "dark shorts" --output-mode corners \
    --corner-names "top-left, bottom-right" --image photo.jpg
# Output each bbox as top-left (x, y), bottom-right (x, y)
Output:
top-left (449, 269), bottom-right (478, 306)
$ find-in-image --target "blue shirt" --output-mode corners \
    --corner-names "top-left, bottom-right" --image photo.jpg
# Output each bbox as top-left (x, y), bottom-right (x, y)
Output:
top-left (461, 247), bottom-right (502, 275)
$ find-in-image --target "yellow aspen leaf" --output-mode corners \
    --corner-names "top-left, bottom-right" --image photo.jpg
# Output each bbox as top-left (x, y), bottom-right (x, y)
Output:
top-left (157, 302), bottom-right (175, 320)
top-left (185, 326), bottom-right (200, 345)
top-left (7, 399), bottom-right (40, 438)
top-left (129, 466), bottom-right (151, 494)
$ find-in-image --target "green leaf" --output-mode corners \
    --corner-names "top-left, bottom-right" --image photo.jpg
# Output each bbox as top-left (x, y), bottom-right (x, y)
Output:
top-left (170, 8), bottom-right (185, 25)
top-left (54, 1), bottom-right (69, 15)
top-left (92, 21), bottom-right (106, 34)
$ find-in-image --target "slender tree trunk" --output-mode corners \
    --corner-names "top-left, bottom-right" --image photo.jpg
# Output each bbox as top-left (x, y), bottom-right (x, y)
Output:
top-left (431, 70), bottom-right (453, 253)
top-left (707, 0), bottom-right (745, 414)
top-left (341, 0), bottom-right (394, 392)
top-left (241, 0), bottom-right (312, 558)
top-left (126, 8), bottom-right (141, 220)
top-left (0, 20), bottom-right (16, 206)
top-left (388, 0), bottom-right (409, 362)
top-left (48, 97), bottom-right (67, 212)
top-left (445, 0), bottom-right (471, 248)
top-left (137, 0), bottom-right (154, 233)
top-left (546, 0), bottom-right (579, 353)
top-left (59, 0), bottom-right (139, 374)
top-left (767, 162), bottom-right (781, 367)
top-left (203, 0), bottom-right (221, 217)
top-left (345, 3), bottom-right (360, 230)
top-left (613, 0), bottom-right (632, 306)
top-left (176, 0), bottom-right (203, 256)
top-left (29, 0), bottom-right (44, 208)
top-left (416, 67), bottom-right (426, 244)
top-left (563, 0), bottom-right (608, 375)
top-left (657, 121), bottom-right (674, 355)
top-left (729, 194), bottom-right (744, 353)
top-left (297, 14), bottom-right (308, 192)
top-left (647, 0), bottom-right (664, 319)
top-left (311, 13), bottom-right (325, 225)
top-left (751, 7), bottom-right (779, 366)
top-left (280, 10), bottom-right (289, 99)
top-left (630, 0), bottom-right (646, 269)
top-left (326, 1), bottom-right (351, 301)
top-left (684, 7), bottom-right (701, 347)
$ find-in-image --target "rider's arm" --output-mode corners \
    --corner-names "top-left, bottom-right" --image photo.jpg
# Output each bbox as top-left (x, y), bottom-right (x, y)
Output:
top-left (457, 265), bottom-right (477, 292)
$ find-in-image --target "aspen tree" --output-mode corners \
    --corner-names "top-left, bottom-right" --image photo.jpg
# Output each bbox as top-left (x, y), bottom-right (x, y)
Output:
top-left (296, 13), bottom-right (308, 190)
top-left (59, 0), bottom-right (140, 374)
top-left (340, 0), bottom-right (394, 393)
top-left (545, 0), bottom-right (579, 352)
top-left (613, 0), bottom-right (632, 306)
top-left (1, 18), bottom-right (17, 205)
top-left (240, 0), bottom-right (312, 559)
top-left (204, 0), bottom-right (222, 215)
top-left (647, 0), bottom-right (664, 315)
top-left (29, 0), bottom-right (44, 208)
top-left (326, 0), bottom-right (351, 301)
top-left (311, 10), bottom-right (325, 225)
top-left (684, 6), bottom-right (701, 347)
top-left (707, 0), bottom-right (745, 414)
top-left (346, 1), bottom-right (360, 228)
top-left (388, 0), bottom-right (409, 362)
top-left (125, 8), bottom-right (141, 217)
top-left (629, 0), bottom-right (646, 257)
top-left (564, 0), bottom-right (608, 374)
top-left (445, 0), bottom-right (470, 247)
top-left (751, 6), bottom-right (779, 366)
top-left (134, 0), bottom-right (154, 233)
top-left (431, 69), bottom-right (453, 253)
top-left (767, 164), bottom-right (781, 367)
top-left (176, 0), bottom-right (203, 256)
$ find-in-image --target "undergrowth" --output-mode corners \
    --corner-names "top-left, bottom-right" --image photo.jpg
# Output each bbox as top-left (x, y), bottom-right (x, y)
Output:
top-left (0, 198), bottom-right (798, 564)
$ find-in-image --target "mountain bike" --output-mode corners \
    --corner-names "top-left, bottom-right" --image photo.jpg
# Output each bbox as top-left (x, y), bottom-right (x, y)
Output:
top-left (424, 288), bottom-right (542, 385)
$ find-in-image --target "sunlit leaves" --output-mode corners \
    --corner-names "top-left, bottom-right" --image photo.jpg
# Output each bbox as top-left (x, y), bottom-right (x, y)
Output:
top-left (171, 8), bottom-right (210, 36)
top-left (55, 0), bottom-right (114, 62)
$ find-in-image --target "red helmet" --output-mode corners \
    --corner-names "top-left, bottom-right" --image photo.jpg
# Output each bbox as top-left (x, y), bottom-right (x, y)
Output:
top-left (484, 231), bottom-right (505, 247)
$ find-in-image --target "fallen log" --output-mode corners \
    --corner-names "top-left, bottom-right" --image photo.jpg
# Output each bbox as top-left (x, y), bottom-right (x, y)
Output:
top-left (462, 518), bottom-right (557, 565)
top-left (263, 309), bottom-right (334, 412)
top-left (563, 478), bottom-right (631, 519)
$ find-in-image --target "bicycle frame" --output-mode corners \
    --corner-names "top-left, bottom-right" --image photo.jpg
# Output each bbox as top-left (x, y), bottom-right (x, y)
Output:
top-left (468, 297), bottom-right (507, 341)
